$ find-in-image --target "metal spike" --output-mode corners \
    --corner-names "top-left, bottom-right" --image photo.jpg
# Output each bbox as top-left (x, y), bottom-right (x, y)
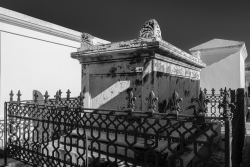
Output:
top-left (44, 91), bottom-right (49, 103)
top-left (203, 88), bottom-right (207, 95)
top-left (79, 91), bottom-right (84, 106)
top-left (17, 90), bottom-right (22, 102)
top-left (211, 88), bottom-right (215, 96)
top-left (66, 89), bottom-right (71, 101)
top-left (34, 91), bottom-right (38, 103)
top-left (9, 90), bottom-right (14, 102)
top-left (58, 90), bottom-right (62, 101)
top-left (219, 88), bottom-right (224, 96)
top-left (126, 90), bottom-right (137, 111)
top-left (54, 91), bottom-right (59, 103)
top-left (146, 91), bottom-right (158, 113)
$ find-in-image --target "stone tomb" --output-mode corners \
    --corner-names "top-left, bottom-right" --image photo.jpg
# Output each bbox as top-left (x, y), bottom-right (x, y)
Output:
top-left (71, 19), bottom-right (206, 114)
top-left (47, 20), bottom-right (212, 166)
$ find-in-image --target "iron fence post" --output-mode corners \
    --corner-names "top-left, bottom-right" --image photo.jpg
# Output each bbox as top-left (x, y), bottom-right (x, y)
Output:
top-left (4, 102), bottom-right (7, 166)
top-left (219, 88), bottom-right (235, 167)
top-left (225, 116), bottom-right (231, 167)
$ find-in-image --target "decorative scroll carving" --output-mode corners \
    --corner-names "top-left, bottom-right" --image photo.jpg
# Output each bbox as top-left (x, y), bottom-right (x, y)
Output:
top-left (218, 88), bottom-right (235, 117)
top-left (139, 19), bottom-right (162, 39)
top-left (191, 51), bottom-right (201, 59)
top-left (187, 89), bottom-right (209, 116)
top-left (80, 33), bottom-right (94, 49)
top-left (153, 60), bottom-right (200, 80)
top-left (126, 90), bottom-right (137, 111)
top-left (146, 91), bottom-right (158, 112)
top-left (166, 91), bottom-right (183, 113)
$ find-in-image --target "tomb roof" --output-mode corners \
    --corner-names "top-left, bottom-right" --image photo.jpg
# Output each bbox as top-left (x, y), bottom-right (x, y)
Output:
top-left (189, 39), bottom-right (244, 52)
top-left (71, 19), bottom-right (206, 68)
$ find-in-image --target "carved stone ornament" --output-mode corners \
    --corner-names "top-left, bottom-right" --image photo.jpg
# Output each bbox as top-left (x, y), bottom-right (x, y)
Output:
top-left (186, 89), bottom-right (209, 115)
top-left (80, 32), bottom-right (94, 48)
top-left (139, 19), bottom-right (162, 39)
top-left (191, 51), bottom-right (201, 60)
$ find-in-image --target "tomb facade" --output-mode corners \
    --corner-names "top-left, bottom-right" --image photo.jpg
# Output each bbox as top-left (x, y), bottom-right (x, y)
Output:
top-left (71, 19), bottom-right (206, 114)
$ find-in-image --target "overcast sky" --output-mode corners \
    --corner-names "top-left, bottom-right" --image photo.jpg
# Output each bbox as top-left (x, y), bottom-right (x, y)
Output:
top-left (1, 0), bottom-right (250, 62)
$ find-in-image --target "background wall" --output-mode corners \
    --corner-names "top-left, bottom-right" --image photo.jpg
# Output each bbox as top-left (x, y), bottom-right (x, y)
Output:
top-left (200, 51), bottom-right (242, 91)
top-left (0, 7), bottom-right (109, 117)
top-left (190, 39), bottom-right (247, 92)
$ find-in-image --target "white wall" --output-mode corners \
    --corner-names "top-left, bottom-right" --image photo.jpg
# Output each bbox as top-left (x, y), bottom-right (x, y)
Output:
top-left (0, 7), bottom-right (110, 117)
top-left (200, 51), bottom-right (242, 91)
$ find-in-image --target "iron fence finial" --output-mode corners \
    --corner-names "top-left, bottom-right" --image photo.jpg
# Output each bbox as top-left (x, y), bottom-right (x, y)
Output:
top-left (166, 91), bottom-right (183, 114)
top-left (66, 89), bottom-right (71, 100)
top-left (187, 89), bottom-right (209, 116)
top-left (126, 90), bottom-right (137, 111)
top-left (79, 91), bottom-right (84, 106)
top-left (58, 90), bottom-right (62, 101)
top-left (203, 88), bottom-right (207, 95)
top-left (34, 91), bottom-right (38, 103)
top-left (219, 88), bottom-right (224, 96)
top-left (218, 89), bottom-right (235, 117)
top-left (211, 88), bottom-right (215, 96)
top-left (9, 90), bottom-right (14, 102)
top-left (44, 91), bottom-right (49, 103)
top-left (54, 91), bottom-right (59, 103)
top-left (146, 91), bottom-right (158, 113)
top-left (17, 90), bottom-right (21, 102)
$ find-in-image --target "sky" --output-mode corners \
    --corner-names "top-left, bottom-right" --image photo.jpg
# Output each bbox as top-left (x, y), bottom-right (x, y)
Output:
top-left (1, 0), bottom-right (250, 62)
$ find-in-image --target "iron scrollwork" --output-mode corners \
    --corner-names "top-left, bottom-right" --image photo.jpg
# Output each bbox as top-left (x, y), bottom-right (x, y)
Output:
top-left (166, 91), bottom-right (183, 114)
top-left (186, 89), bottom-right (210, 116)
top-left (126, 90), bottom-right (137, 111)
top-left (218, 87), bottom-right (235, 117)
top-left (146, 91), bottom-right (158, 113)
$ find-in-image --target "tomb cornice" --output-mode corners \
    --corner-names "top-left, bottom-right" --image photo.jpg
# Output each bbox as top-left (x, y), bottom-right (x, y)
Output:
top-left (71, 38), bottom-right (206, 68)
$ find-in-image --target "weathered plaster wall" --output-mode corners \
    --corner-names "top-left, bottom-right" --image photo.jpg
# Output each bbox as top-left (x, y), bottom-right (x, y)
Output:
top-left (200, 51), bottom-right (241, 91)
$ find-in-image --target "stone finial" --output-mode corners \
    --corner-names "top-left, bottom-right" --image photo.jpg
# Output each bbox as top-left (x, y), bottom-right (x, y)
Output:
top-left (191, 51), bottom-right (201, 59)
top-left (139, 19), bottom-right (162, 40)
top-left (81, 33), bottom-right (94, 48)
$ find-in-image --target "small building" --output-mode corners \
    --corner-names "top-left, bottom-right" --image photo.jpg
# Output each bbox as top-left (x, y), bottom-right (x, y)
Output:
top-left (190, 39), bottom-right (248, 92)
top-left (0, 7), bottom-right (110, 117)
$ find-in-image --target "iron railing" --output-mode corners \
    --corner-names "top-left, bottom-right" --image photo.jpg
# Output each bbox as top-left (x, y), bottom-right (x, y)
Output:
top-left (1, 88), bottom-right (245, 167)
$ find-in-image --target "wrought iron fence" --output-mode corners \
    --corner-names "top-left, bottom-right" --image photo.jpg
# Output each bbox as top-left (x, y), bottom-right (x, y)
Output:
top-left (2, 88), bottom-right (244, 167)
top-left (231, 89), bottom-right (246, 167)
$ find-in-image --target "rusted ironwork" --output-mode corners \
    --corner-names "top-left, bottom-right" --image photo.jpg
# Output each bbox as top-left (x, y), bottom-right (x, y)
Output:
top-left (3, 88), bottom-right (245, 167)
top-left (167, 91), bottom-right (183, 114)
top-left (9, 90), bottom-right (14, 102)
top-left (126, 90), bottom-right (137, 111)
top-left (218, 87), bottom-right (235, 117)
top-left (44, 91), bottom-right (49, 103)
top-left (66, 89), bottom-right (71, 101)
top-left (146, 91), bottom-right (158, 113)
top-left (33, 90), bottom-right (38, 103)
top-left (187, 89), bottom-right (209, 116)
top-left (17, 90), bottom-right (21, 102)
